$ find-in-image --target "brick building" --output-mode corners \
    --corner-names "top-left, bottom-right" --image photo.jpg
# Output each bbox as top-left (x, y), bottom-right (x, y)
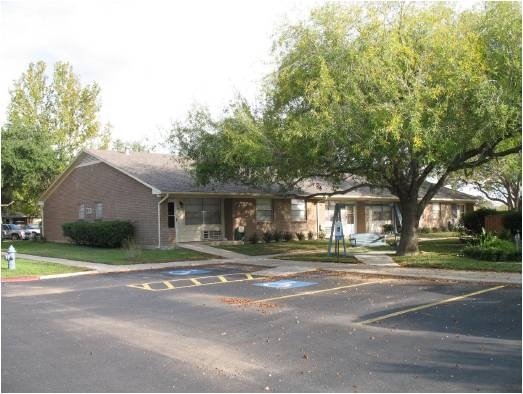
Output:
top-left (40, 150), bottom-right (478, 248)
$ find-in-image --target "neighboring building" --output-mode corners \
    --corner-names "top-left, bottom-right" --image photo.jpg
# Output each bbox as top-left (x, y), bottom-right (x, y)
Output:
top-left (40, 150), bottom-right (478, 248)
top-left (0, 212), bottom-right (40, 226)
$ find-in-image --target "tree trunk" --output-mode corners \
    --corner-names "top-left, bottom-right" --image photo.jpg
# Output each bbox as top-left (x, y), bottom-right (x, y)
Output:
top-left (396, 198), bottom-right (422, 256)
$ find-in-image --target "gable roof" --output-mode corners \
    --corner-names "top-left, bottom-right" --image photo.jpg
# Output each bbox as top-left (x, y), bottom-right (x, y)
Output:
top-left (40, 149), bottom-right (479, 202)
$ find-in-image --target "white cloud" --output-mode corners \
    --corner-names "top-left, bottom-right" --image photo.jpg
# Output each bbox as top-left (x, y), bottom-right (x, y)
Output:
top-left (1, 0), bottom-right (325, 147)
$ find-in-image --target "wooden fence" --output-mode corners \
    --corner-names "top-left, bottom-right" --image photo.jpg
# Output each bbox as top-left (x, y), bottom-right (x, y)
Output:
top-left (484, 215), bottom-right (505, 234)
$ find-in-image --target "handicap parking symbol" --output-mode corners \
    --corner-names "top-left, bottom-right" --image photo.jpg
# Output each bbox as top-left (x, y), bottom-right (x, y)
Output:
top-left (166, 268), bottom-right (212, 276)
top-left (254, 279), bottom-right (317, 289)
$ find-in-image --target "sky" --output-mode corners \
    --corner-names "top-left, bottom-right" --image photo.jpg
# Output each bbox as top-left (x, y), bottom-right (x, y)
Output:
top-left (1, 0), bottom-right (330, 150)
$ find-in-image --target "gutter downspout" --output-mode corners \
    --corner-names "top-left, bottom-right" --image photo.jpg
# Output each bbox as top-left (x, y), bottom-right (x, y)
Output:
top-left (157, 194), bottom-right (169, 249)
top-left (38, 201), bottom-right (45, 237)
top-left (315, 200), bottom-right (319, 236)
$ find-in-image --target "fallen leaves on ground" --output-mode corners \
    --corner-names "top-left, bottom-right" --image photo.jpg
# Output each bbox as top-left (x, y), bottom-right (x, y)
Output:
top-left (220, 297), bottom-right (278, 314)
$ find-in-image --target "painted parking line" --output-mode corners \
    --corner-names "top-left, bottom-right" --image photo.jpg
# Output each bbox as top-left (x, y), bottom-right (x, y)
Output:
top-left (127, 272), bottom-right (255, 292)
top-left (359, 285), bottom-right (506, 325)
top-left (248, 279), bottom-right (389, 304)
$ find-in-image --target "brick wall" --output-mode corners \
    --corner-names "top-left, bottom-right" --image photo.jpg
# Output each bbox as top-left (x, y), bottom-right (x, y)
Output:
top-left (230, 198), bottom-right (318, 238)
top-left (43, 161), bottom-right (160, 247)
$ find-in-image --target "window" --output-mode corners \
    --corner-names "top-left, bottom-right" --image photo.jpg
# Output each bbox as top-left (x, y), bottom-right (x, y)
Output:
top-left (325, 202), bottom-right (336, 223)
top-left (79, 204), bottom-right (85, 219)
top-left (325, 202), bottom-right (354, 224)
top-left (346, 205), bottom-right (355, 224)
top-left (432, 203), bottom-right (441, 220)
top-left (452, 204), bottom-right (465, 219)
top-left (291, 199), bottom-right (306, 222)
top-left (368, 205), bottom-right (392, 221)
top-left (168, 202), bottom-right (175, 228)
top-left (256, 199), bottom-right (273, 222)
top-left (184, 198), bottom-right (221, 225)
top-left (95, 203), bottom-right (103, 219)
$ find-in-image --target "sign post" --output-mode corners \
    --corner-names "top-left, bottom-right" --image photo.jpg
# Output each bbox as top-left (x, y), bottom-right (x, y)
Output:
top-left (328, 203), bottom-right (347, 257)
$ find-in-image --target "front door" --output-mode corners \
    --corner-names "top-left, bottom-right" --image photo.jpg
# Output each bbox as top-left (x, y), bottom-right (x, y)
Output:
top-left (323, 202), bottom-right (357, 236)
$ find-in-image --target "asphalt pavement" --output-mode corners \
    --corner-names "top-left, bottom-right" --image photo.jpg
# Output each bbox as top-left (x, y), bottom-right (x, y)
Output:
top-left (10, 242), bottom-right (522, 286)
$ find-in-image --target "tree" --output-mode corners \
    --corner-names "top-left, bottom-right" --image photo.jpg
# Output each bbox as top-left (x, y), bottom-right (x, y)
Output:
top-left (170, 2), bottom-right (521, 255)
top-left (111, 138), bottom-right (157, 153)
top-left (451, 153), bottom-right (521, 210)
top-left (1, 61), bottom-right (111, 216)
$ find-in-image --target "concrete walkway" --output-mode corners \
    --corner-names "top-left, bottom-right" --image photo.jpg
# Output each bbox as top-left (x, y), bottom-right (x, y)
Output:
top-left (8, 243), bottom-right (522, 286)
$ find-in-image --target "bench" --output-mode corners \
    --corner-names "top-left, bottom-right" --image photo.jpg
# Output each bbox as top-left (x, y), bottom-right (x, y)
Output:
top-left (348, 233), bottom-right (387, 247)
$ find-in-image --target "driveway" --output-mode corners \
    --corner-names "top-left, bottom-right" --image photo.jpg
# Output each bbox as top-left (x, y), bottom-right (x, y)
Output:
top-left (2, 263), bottom-right (521, 392)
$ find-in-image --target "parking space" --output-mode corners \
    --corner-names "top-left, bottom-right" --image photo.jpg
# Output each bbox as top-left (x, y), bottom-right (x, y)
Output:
top-left (2, 264), bottom-right (521, 392)
top-left (123, 266), bottom-right (521, 341)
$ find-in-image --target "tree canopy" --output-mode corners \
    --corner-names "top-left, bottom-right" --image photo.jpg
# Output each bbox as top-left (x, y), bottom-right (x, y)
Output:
top-left (1, 61), bottom-right (111, 216)
top-left (171, 2), bottom-right (521, 255)
top-left (451, 152), bottom-right (522, 210)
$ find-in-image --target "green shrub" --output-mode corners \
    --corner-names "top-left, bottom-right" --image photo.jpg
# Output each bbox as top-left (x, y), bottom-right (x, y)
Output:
top-left (296, 231), bottom-right (306, 241)
top-left (283, 231), bottom-right (293, 242)
top-left (463, 231), bottom-right (521, 261)
top-left (383, 224), bottom-right (394, 233)
top-left (273, 230), bottom-right (283, 242)
top-left (62, 220), bottom-right (134, 248)
top-left (463, 245), bottom-right (521, 261)
top-left (122, 238), bottom-right (144, 260)
top-left (307, 231), bottom-right (314, 240)
top-left (262, 231), bottom-right (273, 243)
top-left (248, 232), bottom-right (261, 244)
top-left (502, 210), bottom-right (522, 235)
top-left (461, 208), bottom-right (497, 235)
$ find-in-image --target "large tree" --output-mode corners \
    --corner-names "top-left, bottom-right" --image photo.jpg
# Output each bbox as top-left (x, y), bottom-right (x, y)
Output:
top-left (451, 153), bottom-right (522, 210)
top-left (1, 61), bottom-right (111, 216)
top-left (171, 2), bottom-right (521, 255)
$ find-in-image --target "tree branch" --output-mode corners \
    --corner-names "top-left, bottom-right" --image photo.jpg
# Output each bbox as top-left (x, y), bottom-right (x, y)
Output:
top-left (448, 142), bottom-right (522, 172)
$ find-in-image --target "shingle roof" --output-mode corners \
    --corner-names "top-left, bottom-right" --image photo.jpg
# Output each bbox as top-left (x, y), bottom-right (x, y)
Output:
top-left (295, 177), bottom-right (479, 201)
top-left (86, 150), bottom-right (478, 201)
top-left (87, 150), bottom-right (276, 195)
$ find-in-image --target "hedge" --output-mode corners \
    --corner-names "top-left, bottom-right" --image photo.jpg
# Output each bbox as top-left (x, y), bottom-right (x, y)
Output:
top-left (463, 245), bottom-right (521, 261)
top-left (502, 211), bottom-right (522, 235)
top-left (461, 208), bottom-right (497, 235)
top-left (62, 220), bottom-right (134, 248)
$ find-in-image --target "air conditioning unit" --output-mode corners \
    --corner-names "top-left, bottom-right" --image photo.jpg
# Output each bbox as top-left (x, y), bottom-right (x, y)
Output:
top-left (201, 230), bottom-right (222, 241)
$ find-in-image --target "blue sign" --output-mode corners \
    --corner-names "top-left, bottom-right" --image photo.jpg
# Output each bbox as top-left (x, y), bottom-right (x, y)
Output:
top-left (166, 269), bottom-right (212, 276)
top-left (254, 280), bottom-right (317, 289)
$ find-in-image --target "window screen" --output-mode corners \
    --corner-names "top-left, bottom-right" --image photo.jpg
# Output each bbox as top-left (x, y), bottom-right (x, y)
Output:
top-left (291, 199), bottom-right (306, 221)
top-left (184, 199), bottom-right (221, 225)
top-left (256, 199), bottom-right (273, 222)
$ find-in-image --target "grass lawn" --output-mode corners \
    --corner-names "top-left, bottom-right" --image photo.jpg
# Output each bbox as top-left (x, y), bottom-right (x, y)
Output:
top-left (418, 231), bottom-right (460, 239)
top-left (218, 240), bottom-right (391, 256)
top-left (218, 237), bottom-right (521, 273)
top-left (278, 252), bottom-right (360, 264)
top-left (1, 259), bottom-right (89, 279)
top-left (1, 240), bottom-right (214, 265)
top-left (393, 238), bottom-right (521, 273)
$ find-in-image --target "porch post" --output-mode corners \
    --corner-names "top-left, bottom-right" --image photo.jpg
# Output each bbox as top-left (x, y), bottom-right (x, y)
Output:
top-left (157, 194), bottom-right (169, 248)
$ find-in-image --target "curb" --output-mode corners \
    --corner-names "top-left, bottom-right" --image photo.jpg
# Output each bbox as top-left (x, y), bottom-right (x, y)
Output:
top-left (1, 276), bottom-right (40, 282)
top-left (2, 270), bottom-right (98, 283)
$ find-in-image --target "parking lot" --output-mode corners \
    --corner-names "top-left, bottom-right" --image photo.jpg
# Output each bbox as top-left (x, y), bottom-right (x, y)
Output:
top-left (2, 263), bottom-right (521, 392)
